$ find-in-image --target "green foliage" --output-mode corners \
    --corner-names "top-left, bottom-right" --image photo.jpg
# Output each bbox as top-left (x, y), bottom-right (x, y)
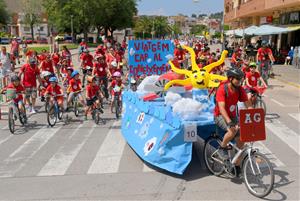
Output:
top-left (209, 12), bottom-right (223, 20)
top-left (190, 24), bottom-right (207, 35)
top-left (0, 0), bottom-right (9, 25)
top-left (191, 14), bottom-right (197, 18)
top-left (134, 16), bottom-right (172, 38)
top-left (223, 24), bottom-right (230, 31)
top-left (213, 32), bottom-right (221, 38)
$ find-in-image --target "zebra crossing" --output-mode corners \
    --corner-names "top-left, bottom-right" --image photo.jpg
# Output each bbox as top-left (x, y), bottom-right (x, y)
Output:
top-left (0, 109), bottom-right (299, 179)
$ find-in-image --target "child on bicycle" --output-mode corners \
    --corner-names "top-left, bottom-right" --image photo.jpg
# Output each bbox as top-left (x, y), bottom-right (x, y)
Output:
top-left (108, 71), bottom-right (124, 113)
top-left (84, 76), bottom-right (104, 120)
top-left (39, 71), bottom-right (52, 102)
top-left (244, 62), bottom-right (268, 107)
top-left (1, 75), bottom-right (27, 120)
top-left (44, 77), bottom-right (64, 111)
top-left (67, 70), bottom-right (86, 108)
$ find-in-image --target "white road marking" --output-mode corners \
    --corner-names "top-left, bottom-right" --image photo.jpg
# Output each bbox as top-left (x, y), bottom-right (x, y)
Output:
top-left (0, 135), bottom-right (13, 146)
top-left (288, 113), bottom-right (300, 122)
top-left (37, 123), bottom-right (95, 176)
top-left (0, 126), bottom-right (61, 178)
top-left (266, 119), bottom-right (300, 156)
top-left (271, 99), bottom-right (285, 107)
top-left (88, 121), bottom-right (126, 174)
top-left (254, 141), bottom-right (285, 167)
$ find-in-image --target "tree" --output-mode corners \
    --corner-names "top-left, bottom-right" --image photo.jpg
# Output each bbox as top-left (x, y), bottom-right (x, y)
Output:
top-left (0, 0), bottom-right (9, 26)
top-left (190, 24), bottom-right (207, 35)
top-left (191, 13), bottom-right (197, 18)
top-left (22, 0), bottom-right (43, 39)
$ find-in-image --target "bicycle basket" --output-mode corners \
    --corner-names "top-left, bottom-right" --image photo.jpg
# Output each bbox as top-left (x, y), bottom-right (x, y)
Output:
top-left (6, 88), bottom-right (17, 101)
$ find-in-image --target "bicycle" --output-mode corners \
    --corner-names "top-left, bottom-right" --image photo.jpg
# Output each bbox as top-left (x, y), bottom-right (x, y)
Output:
top-left (250, 87), bottom-right (267, 114)
top-left (112, 86), bottom-right (122, 119)
top-left (4, 89), bottom-right (27, 134)
top-left (71, 91), bottom-right (82, 117)
top-left (47, 94), bottom-right (64, 127)
top-left (91, 101), bottom-right (105, 125)
top-left (203, 109), bottom-right (274, 198)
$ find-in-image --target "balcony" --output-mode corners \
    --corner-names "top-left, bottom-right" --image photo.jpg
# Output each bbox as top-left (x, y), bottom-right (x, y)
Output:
top-left (265, 0), bottom-right (300, 10)
top-left (224, 9), bottom-right (236, 23)
top-left (236, 0), bottom-right (266, 18)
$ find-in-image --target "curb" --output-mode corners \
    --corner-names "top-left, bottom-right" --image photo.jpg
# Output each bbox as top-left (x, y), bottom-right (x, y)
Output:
top-left (274, 76), bottom-right (300, 89)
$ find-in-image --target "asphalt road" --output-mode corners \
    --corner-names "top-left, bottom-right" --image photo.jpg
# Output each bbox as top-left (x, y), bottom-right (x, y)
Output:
top-left (0, 49), bottom-right (299, 200)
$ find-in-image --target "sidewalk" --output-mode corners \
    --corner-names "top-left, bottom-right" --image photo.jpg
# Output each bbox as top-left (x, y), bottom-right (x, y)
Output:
top-left (272, 64), bottom-right (300, 88)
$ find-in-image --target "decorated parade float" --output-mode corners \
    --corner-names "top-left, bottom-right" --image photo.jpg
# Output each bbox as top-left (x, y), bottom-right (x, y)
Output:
top-left (121, 40), bottom-right (228, 174)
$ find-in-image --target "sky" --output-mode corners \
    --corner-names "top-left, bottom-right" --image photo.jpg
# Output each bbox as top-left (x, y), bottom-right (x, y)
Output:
top-left (137, 0), bottom-right (224, 16)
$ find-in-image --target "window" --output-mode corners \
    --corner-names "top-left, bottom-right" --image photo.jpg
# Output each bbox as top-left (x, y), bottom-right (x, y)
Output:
top-left (24, 27), bottom-right (30, 32)
top-left (39, 26), bottom-right (44, 31)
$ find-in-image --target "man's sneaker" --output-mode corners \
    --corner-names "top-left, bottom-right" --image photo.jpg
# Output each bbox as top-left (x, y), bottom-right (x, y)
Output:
top-left (218, 146), bottom-right (229, 160)
top-left (31, 108), bottom-right (36, 114)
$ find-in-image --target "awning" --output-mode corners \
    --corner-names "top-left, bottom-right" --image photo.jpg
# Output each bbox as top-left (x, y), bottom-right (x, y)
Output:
top-left (253, 25), bottom-right (289, 35)
top-left (244, 25), bottom-right (259, 36)
top-left (287, 25), bottom-right (300, 32)
top-left (225, 29), bottom-right (244, 37)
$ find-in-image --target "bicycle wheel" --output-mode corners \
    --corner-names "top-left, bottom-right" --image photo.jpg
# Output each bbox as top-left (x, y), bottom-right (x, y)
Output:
top-left (58, 106), bottom-right (63, 120)
top-left (18, 105), bottom-right (27, 125)
top-left (203, 136), bottom-right (225, 176)
top-left (47, 106), bottom-right (57, 127)
top-left (8, 107), bottom-right (15, 134)
top-left (45, 101), bottom-right (50, 112)
top-left (255, 98), bottom-right (267, 115)
top-left (243, 152), bottom-right (274, 198)
top-left (74, 101), bottom-right (79, 117)
top-left (94, 110), bottom-right (100, 124)
top-left (114, 99), bottom-right (119, 119)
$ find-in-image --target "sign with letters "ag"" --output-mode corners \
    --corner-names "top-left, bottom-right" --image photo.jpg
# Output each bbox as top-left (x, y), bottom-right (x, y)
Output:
top-left (239, 108), bottom-right (266, 142)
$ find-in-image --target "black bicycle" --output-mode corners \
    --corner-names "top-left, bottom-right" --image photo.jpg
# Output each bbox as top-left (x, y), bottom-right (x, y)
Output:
top-left (47, 95), bottom-right (64, 127)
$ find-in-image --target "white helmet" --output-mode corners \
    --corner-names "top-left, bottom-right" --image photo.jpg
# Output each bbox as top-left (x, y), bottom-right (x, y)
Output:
top-left (130, 79), bottom-right (136, 84)
top-left (41, 71), bottom-right (52, 78)
top-left (111, 61), bottom-right (118, 68)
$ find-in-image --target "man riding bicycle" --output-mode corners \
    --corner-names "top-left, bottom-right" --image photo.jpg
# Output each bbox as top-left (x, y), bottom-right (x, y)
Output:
top-left (256, 41), bottom-right (275, 85)
top-left (93, 54), bottom-right (111, 99)
top-left (214, 68), bottom-right (253, 161)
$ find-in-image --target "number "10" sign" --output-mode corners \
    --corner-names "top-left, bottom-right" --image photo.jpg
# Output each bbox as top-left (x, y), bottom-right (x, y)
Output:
top-left (184, 124), bottom-right (197, 142)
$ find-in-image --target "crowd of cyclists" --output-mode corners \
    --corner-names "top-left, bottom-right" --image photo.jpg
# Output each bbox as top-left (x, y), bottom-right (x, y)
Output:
top-left (0, 38), bottom-right (128, 127)
top-left (0, 36), bottom-right (274, 129)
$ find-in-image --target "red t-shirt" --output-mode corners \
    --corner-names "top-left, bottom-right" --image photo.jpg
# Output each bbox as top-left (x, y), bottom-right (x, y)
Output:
top-left (69, 79), bottom-right (82, 92)
top-left (52, 53), bottom-right (60, 65)
top-left (214, 81), bottom-right (248, 118)
top-left (46, 84), bottom-right (62, 96)
top-left (111, 80), bottom-right (122, 95)
top-left (231, 52), bottom-right (241, 63)
top-left (86, 84), bottom-right (100, 99)
top-left (41, 79), bottom-right (50, 88)
top-left (174, 49), bottom-right (185, 61)
top-left (94, 62), bottom-right (108, 77)
top-left (79, 42), bottom-right (87, 49)
top-left (106, 53), bottom-right (116, 65)
top-left (40, 60), bottom-right (54, 73)
top-left (6, 83), bottom-right (24, 101)
top-left (257, 48), bottom-right (272, 61)
top-left (20, 63), bottom-right (40, 88)
top-left (241, 66), bottom-right (250, 75)
top-left (81, 53), bottom-right (93, 68)
top-left (246, 72), bottom-right (260, 88)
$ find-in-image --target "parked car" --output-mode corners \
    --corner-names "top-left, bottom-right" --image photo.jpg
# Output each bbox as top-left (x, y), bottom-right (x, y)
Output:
top-left (55, 35), bottom-right (65, 41)
top-left (25, 37), bottom-right (35, 44)
top-left (0, 37), bottom-right (10, 44)
top-left (36, 37), bottom-right (48, 44)
top-left (64, 36), bottom-right (73, 43)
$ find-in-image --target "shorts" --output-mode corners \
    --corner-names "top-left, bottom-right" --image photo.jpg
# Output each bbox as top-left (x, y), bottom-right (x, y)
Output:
top-left (25, 87), bottom-right (37, 98)
top-left (13, 98), bottom-right (24, 106)
top-left (12, 50), bottom-right (19, 58)
top-left (69, 91), bottom-right (82, 101)
top-left (0, 68), bottom-right (11, 77)
top-left (214, 115), bottom-right (240, 137)
top-left (86, 96), bottom-right (97, 106)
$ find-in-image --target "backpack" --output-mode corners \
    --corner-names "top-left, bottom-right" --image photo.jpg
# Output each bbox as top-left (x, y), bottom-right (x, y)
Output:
top-left (210, 82), bottom-right (241, 105)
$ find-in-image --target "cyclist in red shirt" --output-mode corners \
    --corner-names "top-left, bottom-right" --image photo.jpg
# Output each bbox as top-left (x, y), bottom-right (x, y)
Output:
top-left (174, 45), bottom-right (185, 68)
top-left (52, 49), bottom-right (61, 79)
top-left (244, 62), bottom-right (267, 107)
top-left (39, 71), bottom-right (52, 102)
top-left (45, 76), bottom-right (64, 111)
top-left (93, 54), bottom-right (111, 99)
top-left (84, 76), bottom-right (103, 120)
top-left (18, 58), bottom-right (41, 113)
top-left (1, 75), bottom-right (26, 120)
top-left (214, 68), bottom-right (252, 160)
top-left (108, 71), bottom-right (124, 113)
top-left (256, 41), bottom-right (275, 85)
top-left (67, 70), bottom-right (86, 108)
top-left (80, 49), bottom-right (93, 87)
top-left (61, 45), bottom-right (72, 66)
top-left (39, 54), bottom-right (54, 75)
top-left (230, 49), bottom-right (242, 68)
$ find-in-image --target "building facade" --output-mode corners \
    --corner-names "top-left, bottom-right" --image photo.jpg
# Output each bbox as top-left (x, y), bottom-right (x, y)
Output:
top-left (224, 0), bottom-right (300, 49)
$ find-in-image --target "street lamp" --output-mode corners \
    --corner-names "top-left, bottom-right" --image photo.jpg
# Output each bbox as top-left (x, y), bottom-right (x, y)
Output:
top-left (71, 15), bottom-right (74, 43)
